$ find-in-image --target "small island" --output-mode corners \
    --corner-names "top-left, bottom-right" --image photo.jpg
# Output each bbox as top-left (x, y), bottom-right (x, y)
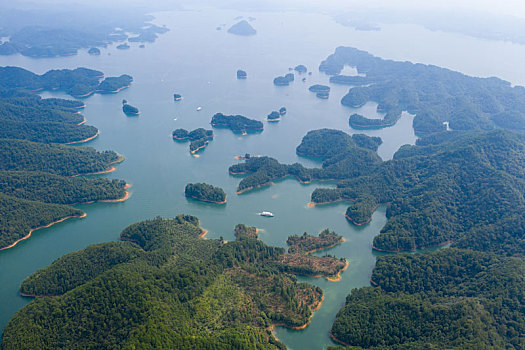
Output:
top-left (211, 113), bottom-right (263, 134)
top-left (267, 111), bottom-right (280, 122)
top-left (279, 107), bottom-right (287, 115)
top-left (309, 84), bottom-right (330, 93)
top-left (173, 93), bottom-right (182, 101)
top-left (234, 224), bottom-right (258, 239)
top-left (294, 65), bottom-right (307, 74)
top-left (287, 229), bottom-right (344, 254)
top-left (237, 70), bottom-right (247, 79)
top-left (317, 92), bottom-right (329, 99)
top-left (276, 254), bottom-right (348, 281)
top-left (172, 128), bottom-right (213, 153)
top-left (116, 43), bottom-right (130, 50)
top-left (185, 183), bottom-right (226, 204)
top-left (227, 20), bottom-right (257, 36)
top-left (122, 100), bottom-right (139, 116)
top-left (273, 73), bottom-right (294, 86)
top-left (88, 47), bottom-right (101, 55)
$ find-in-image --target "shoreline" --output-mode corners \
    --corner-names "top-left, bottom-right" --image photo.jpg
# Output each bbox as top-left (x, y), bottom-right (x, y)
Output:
top-left (71, 166), bottom-right (116, 177)
top-left (329, 332), bottom-right (354, 347)
top-left (326, 260), bottom-right (349, 282)
top-left (64, 130), bottom-right (99, 145)
top-left (308, 198), bottom-right (355, 207)
top-left (302, 237), bottom-right (345, 255)
top-left (372, 239), bottom-right (452, 253)
top-left (345, 203), bottom-right (380, 226)
top-left (271, 294), bottom-right (324, 331)
top-left (185, 194), bottom-right (226, 204)
top-left (0, 213), bottom-right (87, 251)
top-left (77, 116), bottom-right (87, 125)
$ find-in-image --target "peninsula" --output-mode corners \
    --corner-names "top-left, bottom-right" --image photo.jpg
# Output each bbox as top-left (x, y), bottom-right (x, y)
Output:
top-left (3, 216), bottom-right (326, 348)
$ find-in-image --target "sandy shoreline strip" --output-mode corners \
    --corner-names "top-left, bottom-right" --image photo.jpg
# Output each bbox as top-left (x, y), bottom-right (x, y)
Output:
top-left (326, 260), bottom-right (349, 282)
top-left (64, 130), bottom-right (99, 145)
top-left (0, 213), bottom-right (87, 251)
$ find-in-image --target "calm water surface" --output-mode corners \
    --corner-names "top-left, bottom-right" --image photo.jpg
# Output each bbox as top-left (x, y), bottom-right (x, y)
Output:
top-left (0, 7), bottom-right (524, 349)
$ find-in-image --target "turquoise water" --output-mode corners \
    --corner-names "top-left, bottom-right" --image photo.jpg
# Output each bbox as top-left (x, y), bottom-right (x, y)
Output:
top-left (0, 7), bottom-right (524, 349)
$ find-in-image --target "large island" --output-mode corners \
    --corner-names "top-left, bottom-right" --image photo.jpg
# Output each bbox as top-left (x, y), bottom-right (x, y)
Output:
top-left (211, 113), bottom-right (263, 134)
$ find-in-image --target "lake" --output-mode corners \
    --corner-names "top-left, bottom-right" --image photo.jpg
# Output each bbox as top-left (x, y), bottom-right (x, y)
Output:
top-left (0, 6), bottom-right (524, 349)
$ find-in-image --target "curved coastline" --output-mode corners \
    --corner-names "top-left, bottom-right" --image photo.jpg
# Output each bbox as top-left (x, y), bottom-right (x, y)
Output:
top-left (372, 239), bottom-right (452, 253)
top-left (303, 237), bottom-right (345, 255)
top-left (185, 194), bottom-right (226, 204)
top-left (326, 260), bottom-right (349, 282)
top-left (64, 130), bottom-right (100, 145)
top-left (0, 213), bottom-right (87, 251)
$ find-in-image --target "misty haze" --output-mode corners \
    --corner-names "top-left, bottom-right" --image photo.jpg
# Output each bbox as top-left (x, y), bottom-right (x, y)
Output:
top-left (0, 1), bottom-right (524, 349)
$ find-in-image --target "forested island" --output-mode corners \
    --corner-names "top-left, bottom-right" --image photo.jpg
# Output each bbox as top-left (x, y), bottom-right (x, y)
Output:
top-left (227, 20), bottom-right (257, 36)
top-left (2, 216), bottom-right (327, 348)
top-left (173, 93), bottom-right (182, 101)
top-left (185, 183), bottom-right (226, 204)
top-left (229, 129), bottom-right (382, 193)
top-left (320, 46), bottom-right (525, 133)
top-left (116, 43), bottom-right (130, 50)
top-left (0, 66), bottom-right (133, 98)
top-left (308, 84), bottom-right (330, 93)
top-left (287, 229), bottom-right (344, 254)
top-left (88, 47), bottom-right (100, 55)
top-left (0, 7), bottom-right (169, 58)
top-left (294, 65), bottom-right (307, 74)
top-left (122, 101), bottom-right (140, 116)
top-left (211, 113), bottom-right (263, 134)
top-left (273, 73), bottom-right (295, 86)
top-left (267, 111), bottom-right (281, 122)
top-left (172, 128), bottom-right (213, 153)
top-left (237, 70), bottom-right (247, 79)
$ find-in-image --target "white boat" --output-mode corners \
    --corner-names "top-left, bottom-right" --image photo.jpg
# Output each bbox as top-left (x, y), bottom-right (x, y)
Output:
top-left (196, 106), bottom-right (202, 111)
top-left (259, 211), bottom-right (274, 217)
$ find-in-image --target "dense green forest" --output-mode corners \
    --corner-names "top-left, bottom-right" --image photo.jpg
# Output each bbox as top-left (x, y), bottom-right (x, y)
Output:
top-left (0, 66), bottom-right (133, 98)
top-left (330, 249), bottom-right (525, 349)
top-left (311, 130), bottom-right (525, 254)
top-left (173, 128), bottom-right (214, 153)
top-left (320, 46), bottom-right (525, 133)
top-left (0, 193), bottom-right (84, 249)
top-left (211, 113), bottom-right (264, 133)
top-left (2, 216), bottom-right (326, 349)
top-left (185, 183), bottom-right (226, 203)
top-left (0, 171), bottom-right (126, 204)
top-left (0, 87), bottom-right (100, 144)
top-left (122, 103), bottom-right (139, 116)
top-left (0, 139), bottom-right (120, 176)
top-left (0, 68), bottom-right (128, 250)
top-left (229, 129), bottom-right (381, 193)
top-left (234, 224), bottom-right (258, 239)
top-left (287, 229), bottom-right (343, 254)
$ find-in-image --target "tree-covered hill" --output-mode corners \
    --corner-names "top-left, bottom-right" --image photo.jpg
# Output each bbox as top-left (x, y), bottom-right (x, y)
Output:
top-left (2, 216), bottom-right (326, 349)
top-left (0, 139), bottom-right (121, 176)
top-left (320, 46), bottom-right (525, 133)
top-left (312, 130), bottom-right (525, 254)
top-left (330, 248), bottom-right (525, 349)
